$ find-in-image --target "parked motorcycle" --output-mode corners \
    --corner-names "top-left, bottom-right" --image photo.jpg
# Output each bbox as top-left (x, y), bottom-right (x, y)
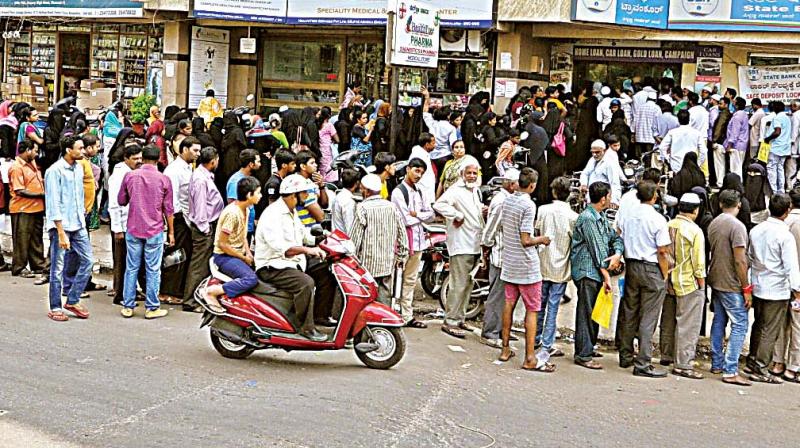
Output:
top-left (194, 228), bottom-right (407, 369)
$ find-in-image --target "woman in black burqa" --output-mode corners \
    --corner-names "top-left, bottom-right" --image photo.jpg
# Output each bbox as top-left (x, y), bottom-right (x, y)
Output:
top-left (217, 111), bottom-right (246, 200)
top-left (41, 108), bottom-right (65, 172)
top-left (669, 151), bottom-right (706, 199)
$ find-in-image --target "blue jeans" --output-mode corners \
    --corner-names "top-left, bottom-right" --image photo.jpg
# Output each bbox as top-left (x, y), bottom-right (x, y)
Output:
top-left (48, 228), bottom-right (93, 311)
top-left (710, 290), bottom-right (749, 376)
top-left (213, 253), bottom-right (258, 298)
top-left (63, 213), bottom-right (93, 295)
top-left (536, 281), bottom-right (567, 350)
top-left (123, 232), bottom-right (164, 310)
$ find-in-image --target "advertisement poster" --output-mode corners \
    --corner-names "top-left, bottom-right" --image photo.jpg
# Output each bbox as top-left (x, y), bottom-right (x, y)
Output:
top-left (390, 0), bottom-right (441, 69)
top-left (193, 0), bottom-right (286, 23)
top-left (0, 0), bottom-right (142, 17)
top-left (694, 45), bottom-right (722, 94)
top-left (286, 0), bottom-right (492, 28)
top-left (669, 0), bottom-right (800, 31)
top-left (572, 0), bottom-right (669, 29)
top-left (550, 43), bottom-right (573, 90)
top-left (188, 27), bottom-right (230, 110)
top-left (738, 65), bottom-right (800, 105)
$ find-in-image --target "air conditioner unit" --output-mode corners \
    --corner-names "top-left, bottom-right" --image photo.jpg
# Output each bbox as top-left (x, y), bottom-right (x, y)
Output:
top-left (440, 30), bottom-right (483, 53)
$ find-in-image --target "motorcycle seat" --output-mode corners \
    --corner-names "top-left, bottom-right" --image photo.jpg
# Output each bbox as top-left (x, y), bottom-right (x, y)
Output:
top-left (422, 222), bottom-right (446, 233)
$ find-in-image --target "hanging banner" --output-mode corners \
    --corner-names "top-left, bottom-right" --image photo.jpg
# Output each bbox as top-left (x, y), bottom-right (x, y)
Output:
top-left (192, 0), bottom-right (287, 23)
top-left (0, 0), bottom-right (142, 17)
top-left (738, 65), bottom-right (800, 105)
top-left (285, 0), bottom-right (492, 28)
top-left (188, 27), bottom-right (230, 110)
top-left (390, 0), bottom-right (441, 69)
top-left (572, 0), bottom-right (669, 29)
top-left (669, 0), bottom-right (800, 31)
top-left (573, 46), bottom-right (696, 63)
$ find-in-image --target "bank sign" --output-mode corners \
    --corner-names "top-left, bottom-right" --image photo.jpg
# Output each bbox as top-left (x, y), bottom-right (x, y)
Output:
top-left (0, 0), bottom-right (142, 17)
top-left (390, 0), bottom-right (440, 69)
top-left (572, 0), bottom-right (670, 29)
top-left (669, 0), bottom-right (800, 31)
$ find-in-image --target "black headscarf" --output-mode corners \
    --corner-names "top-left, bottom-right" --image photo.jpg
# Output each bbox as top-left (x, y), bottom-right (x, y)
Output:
top-left (691, 186), bottom-right (714, 233)
top-left (218, 112), bottom-right (246, 200)
top-left (669, 151), bottom-right (706, 198)
top-left (208, 117), bottom-right (224, 149)
top-left (336, 108), bottom-right (353, 150)
top-left (745, 162), bottom-right (771, 212)
top-left (282, 110), bottom-right (305, 147)
top-left (191, 116), bottom-right (215, 148)
top-left (163, 105), bottom-right (180, 123)
top-left (710, 173), bottom-right (753, 230)
top-left (62, 111), bottom-right (87, 137)
top-left (301, 107), bottom-right (320, 156)
top-left (108, 128), bottom-right (137, 175)
top-left (41, 108), bottom-right (66, 171)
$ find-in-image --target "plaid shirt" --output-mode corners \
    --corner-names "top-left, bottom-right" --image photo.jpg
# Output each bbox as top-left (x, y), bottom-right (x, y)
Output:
top-left (633, 101), bottom-right (660, 144)
top-left (571, 206), bottom-right (624, 283)
top-left (536, 201), bottom-right (578, 283)
top-left (668, 215), bottom-right (706, 296)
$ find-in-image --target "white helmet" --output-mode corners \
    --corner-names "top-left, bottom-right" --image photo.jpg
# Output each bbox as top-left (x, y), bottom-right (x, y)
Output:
top-left (280, 174), bottom-right (314, 195)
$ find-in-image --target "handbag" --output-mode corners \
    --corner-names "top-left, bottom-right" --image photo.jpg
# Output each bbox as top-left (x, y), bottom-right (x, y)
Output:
top-left (551, 122), bottom-right (566, 157)
top-left (291, 126), bottom-right (308, 153)
top-left (757, 141), bottom-right (771, 164)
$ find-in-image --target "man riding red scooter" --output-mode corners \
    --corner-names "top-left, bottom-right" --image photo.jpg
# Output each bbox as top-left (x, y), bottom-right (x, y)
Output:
top-left (195, 174), bottom-right (407, 369)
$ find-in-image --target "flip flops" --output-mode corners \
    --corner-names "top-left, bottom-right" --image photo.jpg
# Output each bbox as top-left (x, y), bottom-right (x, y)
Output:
top-left (441, 325), bottom-right (466, 339)
top-left (47, 310), bottom-right (69, 322)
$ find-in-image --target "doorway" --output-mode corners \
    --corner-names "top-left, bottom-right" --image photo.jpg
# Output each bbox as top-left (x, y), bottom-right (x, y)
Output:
top-left (59, 33), bottom-right (90, 98)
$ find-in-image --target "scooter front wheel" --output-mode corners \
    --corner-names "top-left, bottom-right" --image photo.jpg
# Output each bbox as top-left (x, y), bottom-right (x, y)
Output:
top-left (210, 329), bottom-right (256, 359)
top-left (355, 326), bottom-right (406, 369)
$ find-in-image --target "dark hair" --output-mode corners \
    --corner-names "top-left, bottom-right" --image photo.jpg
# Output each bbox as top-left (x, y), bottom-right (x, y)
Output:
top-left (791, 188), bottom-right (800, 208)
top-left (769, 193), bottom-right (791, 218)
top-left (238, 149), bottom-right (260, 168)
top-left (123, 143), bottom-right (143, 159)
top-left (588, 182), bottom-right (610, 204)
top-left (206, 89), bottom-right (215, 97)
top-left (518, 167), bottom-right (538, 189)
top-left (726, 87), bottom-right (737, 97)
top-left (178, 118), bottom-right (192, 131)
top-left (687, 91), bottom-right (700, 105)
top-left (605, 134), bottom-right (620, 145)
top-left (719, 97), bottom-right (730, 107)
top-left (772, 101), bottom-right (787, 113)
top-left (672, 86), bottom-right (684, 98)
top-left (643, 168), bottom-right (661, 183)
top-left (735, 97), bottom-right (746, 110)
top-left (677, 109), bottom-right (690, 126)
top-left (678, 202), bottom-right (700, 214)
top-left (198, 146), bottom-right (218, 165)
top-left (236, 176), bottom-right (261, 201)
top-left (418, 132), bottom-right (435, 147)
top-left (448, 111), bottom-right (462, 124)
top-left (374, 152), bottom-right (396, 174)
top-left (17, 139), bottom-right (36, 154)
top-left (142, 144), bottom-right (161, 161)
top-left (295, 150), bottom-right (316, 171)
top-left (81, 134), bottom-right (98, 148)
top-left (274, 149), bottom-right (296, 171)
top-left (59, 134), bottom-right (82, 154)
top-left (636, 181), bottom-right (657, 202)
top-left (752, 98), bottom-right (762, 107)
top-left (179, 136), bottom-right (200, 152)
top-left (719, 189), bottom-right (741, 210)
top-left (340, 168), bottom-right (360, 190)
top-left (550, 176), bottom-right (571, 201)
top-left (407, 157), bottom-right (427, 172)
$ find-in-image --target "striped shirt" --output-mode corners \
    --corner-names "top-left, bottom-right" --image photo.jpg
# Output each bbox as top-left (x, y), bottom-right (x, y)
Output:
top-left (633, 101), bottom-right (660, 144)
top-left (296, 188), bottom-right (318, 227)
top-left (349, 196), bottom-right (409, 278)
top-left (535, 200), bottom-right (578, 283)
top-left (500, 192), bottom-right (541, 285)
top-left (667, 215), bottom-right (706, 296)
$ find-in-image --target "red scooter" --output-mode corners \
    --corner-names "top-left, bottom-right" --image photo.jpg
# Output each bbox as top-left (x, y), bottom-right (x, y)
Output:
top-left (194, 229), bottom-right (407, 369)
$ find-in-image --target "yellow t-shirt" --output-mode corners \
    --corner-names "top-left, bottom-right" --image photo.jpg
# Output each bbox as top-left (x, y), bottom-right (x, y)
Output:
top-left (214, 203), bottom-right (247, 255)
top-left (78, 159), bottom-right (96, 213)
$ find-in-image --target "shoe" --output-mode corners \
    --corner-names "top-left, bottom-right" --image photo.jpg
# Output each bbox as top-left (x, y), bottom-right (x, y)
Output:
top-left (64, 302), bottom-right (89, 319)
top-left (619, 359), bottom-right (634, 369)
top-left (34, 276), bottom-right (49, 285)
top-left (660, 359), bottom-right (674, 366)
top-left (13, 269), bottom-right (36, 278)
top-left (120, 307), bottom-right (134, 318)
top-left (301, 328), bottom-right (327, 342)
top-left (316, 317), bottom-right (338, 327)
top-left (633, 365), bottom-right (668, 378)
top-left (0, 263), bottom-right (10, 272)
top-left (480, 337), bottom-right (503, 349)
top-left (144, 308), bottom-right (169, 320)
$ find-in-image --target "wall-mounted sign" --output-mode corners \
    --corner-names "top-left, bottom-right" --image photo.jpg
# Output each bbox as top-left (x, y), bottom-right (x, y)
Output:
top-left (669, 0), bottom-right (800, 32)
top-left (572, 0), bottom-right (669, 29)
top-left (240, 38), bottom-right (257, 54)
top-left (188, 27), bottom-right (230, 109)
top-left (193, 0), bottom-right (287, 23)
top-left (573, 45), bottom-right (697, 63)
top-left (0, 0), bottom-right (142, 17)
top-left (738, 65), bottom-right (800, 105)
top-left (390, 0), bottom-right (441, 69)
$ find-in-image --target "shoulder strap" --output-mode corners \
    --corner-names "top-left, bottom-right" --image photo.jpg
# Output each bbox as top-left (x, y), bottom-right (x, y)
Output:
top-left (398, 182), bottom-right (410, 206)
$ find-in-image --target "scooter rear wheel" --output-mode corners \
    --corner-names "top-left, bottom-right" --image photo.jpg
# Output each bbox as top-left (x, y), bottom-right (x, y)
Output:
top-left (210, 329), bottom-right (256, 359)
top-left (355, 327), bottom-right (406, 369)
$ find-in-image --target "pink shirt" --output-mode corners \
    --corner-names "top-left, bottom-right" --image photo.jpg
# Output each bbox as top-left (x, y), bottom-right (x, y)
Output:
top-left (118, 164), bottom-right (174, 239)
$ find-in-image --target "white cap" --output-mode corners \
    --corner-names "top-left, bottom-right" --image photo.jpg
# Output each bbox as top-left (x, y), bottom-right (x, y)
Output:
top-left (647, 91), bottom-right (657, 100)
top-left (600, 86), bottom-right (611, 96)
top-left (279, 174), bottom-right (314, 194)
top-left (360, 173), bottom-right (383, 192)
top-left (701, 86), bottom-right (712, 93)
top-left (278, 105), bottom-right (289, 113)
top-left (268, 113), bottom-right (281, 123)
top-left (680, 192), bottom-right (702, 205)
top-left (503, 168), bottom-right (520, 181)
top-left (711, 94), bottom-right (722, 101)
top-left (591, 139), bottom-right (607, 149)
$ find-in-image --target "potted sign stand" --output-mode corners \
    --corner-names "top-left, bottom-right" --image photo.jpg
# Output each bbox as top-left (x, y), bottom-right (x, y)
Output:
top-left (130, 93), bottom-right (156, 135)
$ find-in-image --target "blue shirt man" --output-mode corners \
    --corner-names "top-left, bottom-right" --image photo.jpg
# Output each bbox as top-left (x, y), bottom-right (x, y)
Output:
top-left (225, 149), bottom-right (262, 235)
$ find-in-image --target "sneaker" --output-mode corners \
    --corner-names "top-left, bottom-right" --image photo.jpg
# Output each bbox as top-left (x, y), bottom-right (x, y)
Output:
top-left (120, 307), bottom-right (134, 318)
top-left (144, 308), bottom-right (169, 320)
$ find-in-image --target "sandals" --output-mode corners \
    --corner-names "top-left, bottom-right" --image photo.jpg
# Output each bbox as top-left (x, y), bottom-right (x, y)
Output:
top-left (672, 369), bottom-right (704, 380)
top-left (722, 375), bottom-right (752, 386)
top-left (406, 319), bottom-right (428, 329)
top-left (749, 373), bottom-right (784, 384)
top-left (64, 303), bottom-right (90, 319)
top-left (783, 371), bottom-right (800, 383)
top-left (523, 361), bottom-right (557, 373)
top-left (85, 283), bottom-right (108, 292)
top-left (158, 294), bottom-right (183, 305)
top-left (206, 303), bottom-right (226, 314)
top-left (441, 325), bottom-right (466, 339)
top-left (575, 359), bottom-right (603, 370)
top-left (47, 310), bottom-right (69, 322)
top-left (498, 348), bottom-right (516, 362)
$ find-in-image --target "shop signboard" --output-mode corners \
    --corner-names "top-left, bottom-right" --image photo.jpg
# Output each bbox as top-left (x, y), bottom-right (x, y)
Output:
top-left (390, 0), bottom-right (440, 69)
top-left (573, 46), bottom-right (696, 64)
top-left (0, 0), bottom-right (142, 17)
top-left (669, 0), bottom-right (800, 31)
top-left (192, 0), bottom-right (287, 23)
top-left (188, 27), bottom-right (230, 109)
top-left (738, 64), bottom-right (800, 105)
top-left (572, 0), bottom-right (669, 29)
top-left (286, 0), bottom-right (493, 28)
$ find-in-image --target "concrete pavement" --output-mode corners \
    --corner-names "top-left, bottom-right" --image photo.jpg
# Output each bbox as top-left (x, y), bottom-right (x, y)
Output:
top-left (0, 273), bottom-right (797, 448)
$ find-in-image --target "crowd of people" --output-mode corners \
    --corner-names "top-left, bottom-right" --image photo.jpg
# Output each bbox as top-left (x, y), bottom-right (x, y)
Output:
top-left (1, 76), bottom-right (799, 385)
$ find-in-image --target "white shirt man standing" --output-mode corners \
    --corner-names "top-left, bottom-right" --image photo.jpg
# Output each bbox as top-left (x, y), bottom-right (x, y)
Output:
top-left (659, 109), bottom-right (707, 173)
top-left (409, 132), bottom-right (437, 204)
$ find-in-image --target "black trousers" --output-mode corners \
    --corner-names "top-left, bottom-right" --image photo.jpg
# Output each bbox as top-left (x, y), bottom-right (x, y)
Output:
top-left (257, 267), bottom-right (317, 332)
top-left (633, 143), bottom-right (654, 162)
top-left (307, 258), bottom-right (341, 322)
top-left (10, 212), bottom-right (45, 275)
top-left (112, 232), bottom-right (147, 303)
top-left (160, 213), bottom-right (192, 297)
top-left (747, 297), bottom-right (790, 375)
top-left (183, 221), bottom-right (215, 305)
top-left (574, 278), bottom-right (602, 362)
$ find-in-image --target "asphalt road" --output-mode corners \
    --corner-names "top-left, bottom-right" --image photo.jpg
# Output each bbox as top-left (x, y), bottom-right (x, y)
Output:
top-left (1, 274), bottom-right (798, 448)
